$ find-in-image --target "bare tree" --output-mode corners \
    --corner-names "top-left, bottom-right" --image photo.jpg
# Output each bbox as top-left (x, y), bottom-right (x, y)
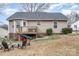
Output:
top-left (67, 10), bottom-right (79, 33)
top-left (67, 11), bottom-right (79, 27)
top-left (18, 3), bottom-right (51, 12)
top-left (70, 11), bottom-right (79, 23)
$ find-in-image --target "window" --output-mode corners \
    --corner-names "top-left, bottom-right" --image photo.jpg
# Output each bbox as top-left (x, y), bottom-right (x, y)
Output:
top-left (68, 25), bottom-right (70, 28)
top-left (16, 20), bottom-right (20, 28)
top-left (37, 21), bottom-right (40, 25)
top-left (74, 25), bottom-right (77, 28)
top-left (54, 21), bottom-right (57, 28)
top-left (23, 22), bottom-right (26, 26)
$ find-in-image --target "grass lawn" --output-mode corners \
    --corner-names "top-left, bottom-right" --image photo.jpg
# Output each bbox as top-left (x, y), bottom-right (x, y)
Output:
top-left (0, 34), bottom-right (78, 56)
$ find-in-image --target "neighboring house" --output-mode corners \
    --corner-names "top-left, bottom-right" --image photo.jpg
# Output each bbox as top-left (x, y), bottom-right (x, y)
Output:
top-left (7, 12), bottom-right (68, 39)
top-left (71, 20), bottom-right (79, 32)
top-left (0, 25), bottom-right (8, 38)
top-left (69, 14), bottom-right (79, 33)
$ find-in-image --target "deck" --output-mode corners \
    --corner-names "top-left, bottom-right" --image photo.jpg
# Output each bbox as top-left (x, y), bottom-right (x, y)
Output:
top-left (16, 26), bottom-right (38, 38)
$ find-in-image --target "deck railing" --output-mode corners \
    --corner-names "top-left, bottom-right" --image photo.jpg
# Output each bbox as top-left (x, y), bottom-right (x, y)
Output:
top-left (16, 26), bottom-right (38, 34)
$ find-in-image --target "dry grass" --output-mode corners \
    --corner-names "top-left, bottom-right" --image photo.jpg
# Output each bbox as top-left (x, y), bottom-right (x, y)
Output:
top-left (0, 34), bottom-right (79, 56)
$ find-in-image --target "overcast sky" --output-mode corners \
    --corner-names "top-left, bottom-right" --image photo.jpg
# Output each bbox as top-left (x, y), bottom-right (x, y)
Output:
top-left (0, 3), bottom-right (79, 24)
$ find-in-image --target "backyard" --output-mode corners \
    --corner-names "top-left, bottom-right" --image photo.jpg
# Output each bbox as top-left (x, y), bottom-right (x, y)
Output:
top-left (0, 34), bottom-right (79, 56)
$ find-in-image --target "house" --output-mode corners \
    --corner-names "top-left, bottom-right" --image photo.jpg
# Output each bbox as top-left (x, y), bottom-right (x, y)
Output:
top-left (68, 13), bottom-right (79, 33)
top-left (70, 20), bottom-right (79, 33)
top-left (7, 12), bottom-right (68, 39)
top-left (0, 24), bottom-right (8, 38)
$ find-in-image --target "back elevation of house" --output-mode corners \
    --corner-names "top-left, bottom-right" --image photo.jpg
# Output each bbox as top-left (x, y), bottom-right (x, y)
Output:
top-left (7, 12), bottom-right (68, 39)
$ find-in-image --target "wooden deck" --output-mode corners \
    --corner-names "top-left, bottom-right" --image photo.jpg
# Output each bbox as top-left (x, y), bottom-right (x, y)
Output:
top-left (16, 26), bottom-right (38, 34)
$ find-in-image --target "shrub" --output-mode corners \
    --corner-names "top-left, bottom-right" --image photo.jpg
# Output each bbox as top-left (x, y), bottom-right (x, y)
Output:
top-left (46, 28), bottom-right (53, 35)
top-left (62, 28), bottom-right (72, 34)
top-left (68, 28), bottom-right (72, 33)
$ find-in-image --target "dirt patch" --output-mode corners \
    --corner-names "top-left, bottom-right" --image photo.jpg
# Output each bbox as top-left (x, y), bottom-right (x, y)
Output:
top-left (0, 34), bottom-right (79, 56)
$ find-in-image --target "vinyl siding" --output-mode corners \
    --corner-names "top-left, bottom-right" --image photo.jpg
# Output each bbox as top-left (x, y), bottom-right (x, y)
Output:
top-left (27, 20), bottom-right (67, 33)
top-left (9, 20), bottom-right (67, 33)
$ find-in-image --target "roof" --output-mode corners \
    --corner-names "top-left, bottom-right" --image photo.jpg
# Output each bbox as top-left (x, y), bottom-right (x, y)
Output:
top-left (7, 12), bottom-right (68, 21)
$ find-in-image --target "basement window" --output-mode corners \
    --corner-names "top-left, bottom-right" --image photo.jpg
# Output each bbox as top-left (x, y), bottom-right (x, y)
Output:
top-left (37, 21), bottom-right (40, 25)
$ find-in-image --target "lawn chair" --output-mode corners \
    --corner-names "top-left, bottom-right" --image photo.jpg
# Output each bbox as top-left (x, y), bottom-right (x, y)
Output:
top-left (9, 41), bottom-right (15, 50)
top-left (0, 44), bottom-right (3, 50)
top-left (2, 40), bottom-right (9, 51)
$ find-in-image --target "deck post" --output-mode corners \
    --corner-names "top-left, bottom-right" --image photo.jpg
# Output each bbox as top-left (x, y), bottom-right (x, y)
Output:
top-left (36, 27), bottom-right (38, 38)
top-left (36, 33), bottom-right (37, 38)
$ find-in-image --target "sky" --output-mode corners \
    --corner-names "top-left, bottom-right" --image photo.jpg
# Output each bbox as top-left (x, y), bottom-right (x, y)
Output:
top-left (0, 3), bottom-right (79, 24)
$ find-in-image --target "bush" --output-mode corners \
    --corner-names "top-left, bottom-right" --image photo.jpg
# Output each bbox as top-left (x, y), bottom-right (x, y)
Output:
top-left (68, 28), bottom-right (72, 33)
top-left (62, 28), bottom-right (72, 34)
top-left (46, 28), bottom-right (53, 35)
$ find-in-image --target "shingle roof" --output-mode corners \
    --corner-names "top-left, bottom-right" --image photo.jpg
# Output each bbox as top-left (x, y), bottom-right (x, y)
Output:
top-left (7, 12), bottom-right (68, 21)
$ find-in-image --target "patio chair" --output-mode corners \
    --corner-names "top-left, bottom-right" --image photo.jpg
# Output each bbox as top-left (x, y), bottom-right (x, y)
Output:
top-left (0, 45), bottom-right (3, 50)
top-left (21, 40), bottom-right (27, 49)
